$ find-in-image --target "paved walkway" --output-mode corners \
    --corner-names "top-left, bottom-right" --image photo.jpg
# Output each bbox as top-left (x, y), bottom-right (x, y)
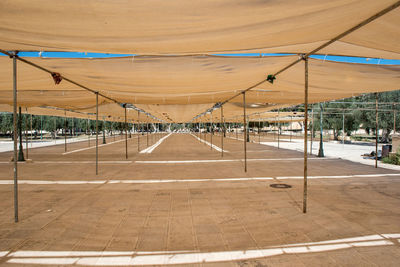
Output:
top-left (0, 133), bottom-right (399, 266)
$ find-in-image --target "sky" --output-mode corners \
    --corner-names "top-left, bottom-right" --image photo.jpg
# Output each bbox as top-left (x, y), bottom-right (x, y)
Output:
top-left (1, 51), bottom-right (399, 65)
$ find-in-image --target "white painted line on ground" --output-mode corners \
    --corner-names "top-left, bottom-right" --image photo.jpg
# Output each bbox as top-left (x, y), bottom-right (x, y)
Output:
top-left (3, 233), bottom-right (398, 265)
top-left (140, 133), bottom-right (172, 154)
top-left (276, 173), bottom-right (400, 179)
top-left (190, 133), bottom-right (228, 152)
top-left (0, 161), bottom-right (132, 164)
top-left (134, 158), bottom-right (330, 164)
top-left (1, 173), bottom-right (398, 185)
top-left (62, 137), bottom-right (137, 155)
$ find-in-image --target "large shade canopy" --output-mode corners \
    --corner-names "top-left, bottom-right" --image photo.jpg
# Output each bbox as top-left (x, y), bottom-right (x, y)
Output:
top-left (0, 0), bottom-right (399, 59)
top-left (0, 55), bottom-right (398, 122)
top-left (0, 1), bottom-right (399, 122)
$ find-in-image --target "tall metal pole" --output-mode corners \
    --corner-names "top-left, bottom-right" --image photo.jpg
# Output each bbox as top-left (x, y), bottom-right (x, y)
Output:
top-left (146, 123), bottom-right (149, 147)
top-left (125, 106), bottom-right (128, 159)
top-left (318, 103), bottom-right (324, 157)
top-left (87, 118), bottom-right (90, 147)
top-left (12, 53), bottom-right (18, 222)
top-left (375, 93), bottom-right (378, 168)
top-left (310, 108), bottom-right (314, 155)
top-left (18, 107), bottom-right (25, 161)
top-left (64, 111), bottom-right (67, 152)
top-left (278, 109), bottom-right (280, 149)
top-left (96, 93), bottom-right (99, 175)
top-left (210, 112), bottom-right (213, 150)
top-left (137, 111), bottom-right (140, 152)
top-left (258, 114), bottom-right (261, 144)
top-left (243, 92), bottom-right (247, 172)
top-left (221, 106), bottom-right (224, 157)
top-left (303, 56), bottom-right (309, 214)
top-left (102, 118), bottom-right (106, 144)
top-left (25, 109), bottom-right (28, 159)
top-left (30, 114), bottom-right (32, 148)
top-left (342, 111), bottom-right (345, 145)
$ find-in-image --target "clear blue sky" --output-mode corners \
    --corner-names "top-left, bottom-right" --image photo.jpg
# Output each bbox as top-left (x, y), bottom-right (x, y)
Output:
top-left (1, 51), bottom-right (399, 65)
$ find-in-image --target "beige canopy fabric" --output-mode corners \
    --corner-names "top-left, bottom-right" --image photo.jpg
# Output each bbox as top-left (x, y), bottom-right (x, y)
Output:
top-left (0, 55), bottom-right (398, 122)
top-left (0, 104), bottom-right (159, 123)
top-left (0, 0), bottom-right (399, 59)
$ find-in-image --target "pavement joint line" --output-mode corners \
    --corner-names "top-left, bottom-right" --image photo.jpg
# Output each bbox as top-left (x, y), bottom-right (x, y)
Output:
top-left (1, 173), bottom-right (398, 185)
top-left (133, 158), bottom-right (331, 164)
top-left (61, 137), bottom-right (138, 155)
top-left (139, 133), bottom-right (172, 154)
top-left (1, 233), bottom-right (398, 265)
top-left (189, 133), bottom-right (228, 152)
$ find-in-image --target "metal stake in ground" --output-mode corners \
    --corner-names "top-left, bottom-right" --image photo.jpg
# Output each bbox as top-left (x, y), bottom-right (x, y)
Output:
top-left (96, 92), bottom-right (99, 175)
top-left (303, 56), bottom-right (309, 214)
top-left (375, 93), bottom-right (378, 168)
top-left (243, 92), bottom-right (247, 172)
top-left (221, 106), bottom-right (224, 157)
top-left (125, 105), bottom-right (128, 159)
top-left (12, 53), bottom-right (18, 222)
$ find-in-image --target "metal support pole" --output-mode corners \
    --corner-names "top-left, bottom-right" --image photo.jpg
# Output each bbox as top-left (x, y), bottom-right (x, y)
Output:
top-left (87, 118), bottom-right (90, 147)
top-left (96, 93), bottom-right (99, 175)
top-left (125, 106), bottom-right (128, 159)
top-left (258, 115), bottom-right (261, 144)
top-left (40, 115), bottom-right (43, 140)
top-left (310, 108), bottom-right (314, 155)
top-left (146, 123), bottom-right (149, 147)
top-left (318, 103), bottom-right (324, 157)
top-left (30, 114), bottom-right (32, 148)
top-left (137, 111), bottom-right (140, 152)
top-left (303, 56), bottom-right (309, 214)
top-left (243, 92), bottom-right (247, 172)
top-left (221, 106), bottom-right (224, 157)
top-left (54, 116), bottom-right (56, 144)
top-left (342, 111), bottom-right (345, 145)
top-left (375, 93), bottom-right (378, 168)
top-left (64, 111), bottom-right (67, 152)
top-left (102, 118), bottom-right (106, 144)
top-left (25, 109), bottom-right (28, 159)
top-left (278, 109), bottom-right (280, 149)
top-left (18, 107), bottom-right (25, 161)
top-left (12, 53), bottom-right (18, 222)
top-left (210, 112), bottom-right (213, 150)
